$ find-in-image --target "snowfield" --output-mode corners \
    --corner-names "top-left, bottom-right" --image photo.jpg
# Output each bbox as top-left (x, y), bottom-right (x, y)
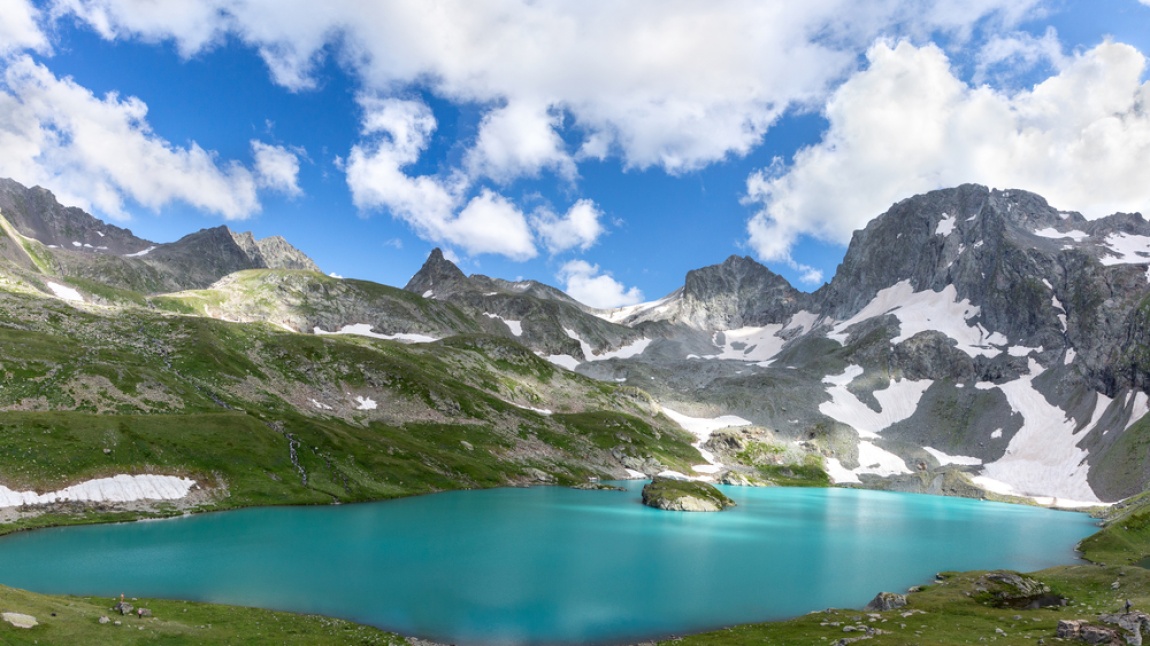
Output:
top-left (0, 474), bottom-right (196, 507)
top-left (314, 324), bottom-right (439, 344)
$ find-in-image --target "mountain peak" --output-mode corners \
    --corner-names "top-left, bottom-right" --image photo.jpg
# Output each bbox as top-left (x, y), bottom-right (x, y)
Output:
top-left (404, 248), bottom-right (469, 296)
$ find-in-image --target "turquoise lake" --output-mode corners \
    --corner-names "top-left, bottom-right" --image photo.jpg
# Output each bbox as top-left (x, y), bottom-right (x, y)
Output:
top-left (0, 483), bottom-right (1096, 645)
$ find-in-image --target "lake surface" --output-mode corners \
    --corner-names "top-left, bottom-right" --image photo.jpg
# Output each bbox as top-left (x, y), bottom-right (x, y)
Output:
top-left (0, 483), bottom-right (1095, 645)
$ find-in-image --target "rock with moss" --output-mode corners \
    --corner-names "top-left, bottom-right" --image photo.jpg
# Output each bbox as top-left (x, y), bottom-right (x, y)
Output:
top-left (641, 477), bottom-right (735, 512)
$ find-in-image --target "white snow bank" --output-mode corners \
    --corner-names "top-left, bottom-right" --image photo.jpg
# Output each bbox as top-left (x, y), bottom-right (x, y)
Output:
top-left (818, 368), bottom-right (932, 438)
top-left (935, 213), bottom-right (956, 236)
top-left (978, 359), bottom-right (1100, 502)
top-left (703, 325), bottom-right (787, 363)
top-left (1100, 232), bottom-right (1150, 266)
top-left (355, 396), bottom-right (377, 411)
top-left (971, 475), bottom-right (1105, 509)
top-left (0, 474), bottom-right (196, 508)
top-left (46, 282), bottom-right (83, 302)
top-left (661, 406), bottom-right (752, 481)
top-left (824, 457), bottom-right (861, 484)
top-left (564, 328), bottom-right (651, 362)
top-left (828, 281), bottom-right (1004, 357)
top-left (314, 324), bottom-right (439, 344)
top-left (923, 446), bottom-right (982, 466)
top-left (310, 398), bottom-right (333, 410)
top-left (595, 294), bottom-right (678, 324)
top-left (855, 441), bottom-right (913, 477)
top-left (124, 245), bottom-right (156, 258)
top-left (624, 468), bottom-right (648, 479)
top-left (483, 313), bottom-right (523, 336)
top-left (1033, 227), bottom-right (1089, 242)
top-left (541, 354), bottom-right (581, 370)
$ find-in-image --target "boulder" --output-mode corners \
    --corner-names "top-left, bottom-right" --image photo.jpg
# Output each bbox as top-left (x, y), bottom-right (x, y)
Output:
top-left (1, 613), bottom-right (37, 629)
top-left (865, 592), bottom-right (908, 611)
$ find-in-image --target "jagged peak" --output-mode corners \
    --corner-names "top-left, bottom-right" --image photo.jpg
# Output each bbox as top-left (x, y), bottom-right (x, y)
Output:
top-left (404, 248), bottom-right (469, 295)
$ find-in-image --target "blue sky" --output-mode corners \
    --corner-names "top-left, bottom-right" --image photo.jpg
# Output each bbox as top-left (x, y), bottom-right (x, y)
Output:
top-left (2, 1), bottom-right (1150, 307)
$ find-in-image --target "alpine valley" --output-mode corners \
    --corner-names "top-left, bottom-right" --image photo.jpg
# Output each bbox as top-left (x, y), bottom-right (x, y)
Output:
top-left (4, 177), bottom-right (1150, 642)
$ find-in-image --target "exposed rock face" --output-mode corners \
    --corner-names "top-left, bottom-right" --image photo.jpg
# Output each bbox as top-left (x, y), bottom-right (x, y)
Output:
top-left (0, 178), bottom-right (150, 254)
top-left (676, 255), bottom-right (803, 329)
top-left (641, 477), bottom-right (735, 512)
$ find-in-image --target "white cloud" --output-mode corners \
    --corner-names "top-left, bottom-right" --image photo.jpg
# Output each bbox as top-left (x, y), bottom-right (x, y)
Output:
top-left (532, 199), bottom-right (604, 255)
top-left (0, 55), bottom-right (264, 219)
top-left (557, 259), bottom-right (643, 309)
top-left (56, 0), bottom-right (1040, 178)
top-left (345, 96), bottom-right (536, 260)
top-left (746, 40), bottom-right (1150, 261)
top-left (0, 0), bottom-right (48, 55)
top-left (467, 100), bottom-right (575, 183)
top-left (251, 140), bottom-right (302, 196)
top-left (974, 27), bottom-right (1066, 85)
top-left (453, 190), bottom-right (536, 261)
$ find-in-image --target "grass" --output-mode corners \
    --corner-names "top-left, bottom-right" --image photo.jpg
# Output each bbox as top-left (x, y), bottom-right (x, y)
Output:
top-left (660, 565), bottom-right (1150, 645)
top-left (0, 583), bottom-right (406, 645)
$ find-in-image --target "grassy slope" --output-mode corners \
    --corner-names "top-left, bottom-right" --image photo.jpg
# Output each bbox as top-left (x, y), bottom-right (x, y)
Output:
top-left (0, 583), bottom-right (405, 645)
top-left (0, 289), bottom-right (701, 536)
top-left (662, 565), bottom-right (1150, 646)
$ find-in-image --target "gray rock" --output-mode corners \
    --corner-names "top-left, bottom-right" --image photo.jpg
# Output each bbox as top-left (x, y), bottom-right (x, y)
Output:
top-left (865, 592), bottom-right (907, 612)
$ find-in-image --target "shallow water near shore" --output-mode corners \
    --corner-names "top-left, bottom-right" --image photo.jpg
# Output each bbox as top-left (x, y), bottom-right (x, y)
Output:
top-left (0, 483), bottom-right (1095, 645)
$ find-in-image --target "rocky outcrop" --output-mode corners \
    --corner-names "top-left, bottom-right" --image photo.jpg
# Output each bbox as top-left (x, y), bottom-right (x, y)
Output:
top-left (641, 477), bottom-right (735, 512)
top-left (864, 592), bottom-right (907, 611)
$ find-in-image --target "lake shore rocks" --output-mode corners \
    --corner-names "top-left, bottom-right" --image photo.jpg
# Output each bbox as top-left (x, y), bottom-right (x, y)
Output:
top-left (641, 477), bottom-right (735, 512)
top-left (865, 591), bottom-right (907, 611)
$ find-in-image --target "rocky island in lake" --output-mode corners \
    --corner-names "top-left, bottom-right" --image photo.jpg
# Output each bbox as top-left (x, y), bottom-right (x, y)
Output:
top-left (641, 477), bottom-right (736, 512)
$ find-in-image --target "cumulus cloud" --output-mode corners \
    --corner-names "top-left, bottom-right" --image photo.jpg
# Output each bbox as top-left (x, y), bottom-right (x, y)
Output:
top-left (251, 140), bottom-right (302, 196)
top-left (0, 0), bottom-right (48, 55)
top-left (532, 199), bottom-right (604, 255)
top-left (557, 260), bottom-right (643, 309)
top-left (345, 96), bottom-right (536, 260)
top-left (0, 55), bottom-right (265, 219)
top-left (56, 0), bottom-right (1041, 178)
top-left (746, 39), bottom-right (1150, 262)
top-left (466, 100), bottom-right (575, 183)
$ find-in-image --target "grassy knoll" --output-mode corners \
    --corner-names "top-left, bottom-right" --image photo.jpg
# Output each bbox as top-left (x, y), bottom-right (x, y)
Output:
top-left (0, 583), bottom-right (405, 645)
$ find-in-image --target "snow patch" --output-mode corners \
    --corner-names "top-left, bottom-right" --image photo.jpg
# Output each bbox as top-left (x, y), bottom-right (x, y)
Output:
top-left (855, 441), bottom-right (913, 477)
top-left (1064, 348), bottom-right (1077, 366)
top-left (624, 469), bottom-right (648, 479)
top-left (1007, 345), bottom-right (1042, 357)
top-left (541, 353), bottom-right (581, 371)
top-left (483, 313), bottom-right (523, 336)
top-left (310, 399), bottom-right (332, 410)
top-left (124, 245), bottom-right (156, 258)
top-left (819, 369), bottom-right (932, 439)
top-left (829, 281), bottom-right (1003, 357)
top-left (935, 213), bottom-right (956, 236)
top-left (662, 406), bottom-right (752, 480)
top-left (563, 328), bottom-right (650, 362)
top-left (702, 325), bottom-right (787, 363)
top-left (421, 290), bottom-right (433, 298)
top-left (46, 282), bottom-right (83, 302)
top-left (314, 324), bottom-right (439, 344)
top-left (978, 359), bottom-right (1100, 502)
top-left (1034, 227), bottom-right (1089, 242)
top-left (923, 446), bottom-right (982, 466)
top-left (0, 474), bottom-right (196, 508)
top-left (355, 396), bottom-right (377, 411)
top-left (783, 310), bottom-right (820, 335)
top-left (970, 475), bottom-right (1105, 509)
top-left (991, 428), bottom-right (1003, 439)
top-left (1100, 232), bottom-right (1150, 266)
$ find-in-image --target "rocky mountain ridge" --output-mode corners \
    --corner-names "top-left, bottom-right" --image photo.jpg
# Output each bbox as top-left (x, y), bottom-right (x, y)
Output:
top-left (5, 175), bottom-right (1150, 506)
top-left (0, 178), bottom-right (319, 294)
